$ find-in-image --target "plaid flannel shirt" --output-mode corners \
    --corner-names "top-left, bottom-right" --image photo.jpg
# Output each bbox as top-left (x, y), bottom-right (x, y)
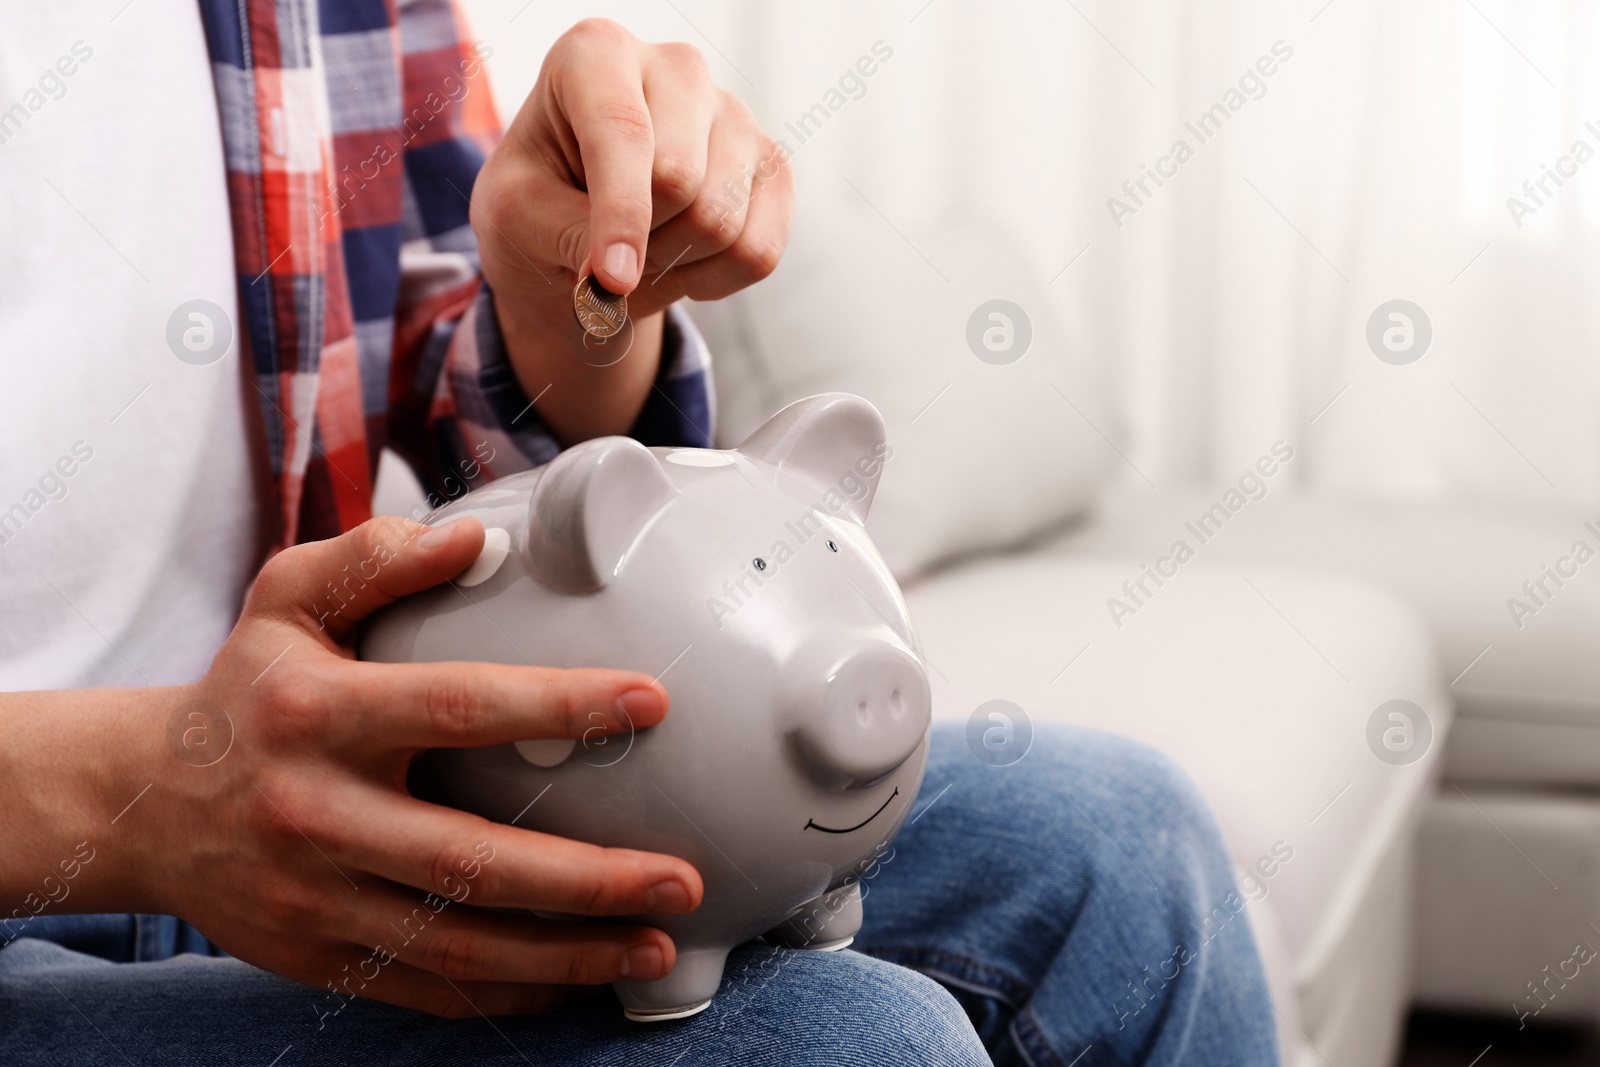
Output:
top-left (196, 0), bottom-right (714, 549)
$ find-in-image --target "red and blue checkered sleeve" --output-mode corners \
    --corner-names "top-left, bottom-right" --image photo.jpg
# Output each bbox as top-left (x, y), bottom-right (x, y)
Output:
top-left (385, 0), bottom-right (714, 499)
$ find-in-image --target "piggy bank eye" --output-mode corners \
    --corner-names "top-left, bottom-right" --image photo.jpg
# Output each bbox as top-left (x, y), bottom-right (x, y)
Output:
top-left (826, 540), bottom-right (838, 553)
top-left (753, 557), bottom-right (767, 571)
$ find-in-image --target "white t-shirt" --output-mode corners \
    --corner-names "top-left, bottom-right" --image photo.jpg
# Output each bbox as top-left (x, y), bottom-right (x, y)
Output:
top-left (0, 0), bottom-right (259, 689)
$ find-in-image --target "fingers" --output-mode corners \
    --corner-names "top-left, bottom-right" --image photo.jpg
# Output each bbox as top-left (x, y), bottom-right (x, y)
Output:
top-left (248, 516), bottom-right (487, 643)
top-left (553, 21), bottom-right (654, 293)
top-left (299, 944), bottom-right (574, 1019)
top-left (641, 93), bottom-right (752, 273)
top-left (482, 22), bottom-right (788, 313)
top-left (315, 786), bottom-right (704, 918)
top-left (337, 881), bottom-right (676, 985)
top-left (639, 42), bottom-right (716, 230)
top-left (327, 661), bottom-right (668, 752)
top-left (657, 130), bottom-right (794, 302)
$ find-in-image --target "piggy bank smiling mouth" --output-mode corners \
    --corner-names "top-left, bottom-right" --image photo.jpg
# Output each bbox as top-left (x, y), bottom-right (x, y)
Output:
top-left (803, 787), bottom-right (901, 834)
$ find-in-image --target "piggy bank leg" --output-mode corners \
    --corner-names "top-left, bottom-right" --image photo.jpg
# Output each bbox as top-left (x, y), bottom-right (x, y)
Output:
top-left (762, 883), bottom-right (862, 952)
top-left (614, 945), bottom-right (729, 1022)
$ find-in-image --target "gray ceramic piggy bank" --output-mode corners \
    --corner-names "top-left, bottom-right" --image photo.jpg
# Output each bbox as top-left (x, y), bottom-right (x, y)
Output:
top-left (360, 393), bottom-right (930, 1021)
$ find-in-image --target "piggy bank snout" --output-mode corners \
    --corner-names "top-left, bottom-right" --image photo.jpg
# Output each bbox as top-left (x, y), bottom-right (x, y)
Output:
top-left (786, 640), bottom-right (931, 788)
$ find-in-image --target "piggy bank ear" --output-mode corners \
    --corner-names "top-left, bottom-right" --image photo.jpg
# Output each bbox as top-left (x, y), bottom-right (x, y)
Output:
top-left (525, 437), bottom-right (678, 594)
top-left (735, 393), bottom-right (888, 523)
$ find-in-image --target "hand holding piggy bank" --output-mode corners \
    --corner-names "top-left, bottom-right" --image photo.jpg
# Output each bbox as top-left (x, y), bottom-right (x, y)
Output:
top-left (360, 394), bottom-right (931, 1020)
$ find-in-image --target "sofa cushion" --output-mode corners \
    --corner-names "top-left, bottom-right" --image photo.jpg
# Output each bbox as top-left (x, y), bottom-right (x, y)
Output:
top-left (903, 554), bottom-right (1447, 1058)
top-left (1054, 488), bottom-right (1600, 785)
top-left (688, 202), bottom-right (1114, 580)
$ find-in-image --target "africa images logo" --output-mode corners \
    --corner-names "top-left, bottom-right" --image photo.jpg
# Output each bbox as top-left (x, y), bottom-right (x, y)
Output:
top-left (965, 700), bottom-right (1033, 767)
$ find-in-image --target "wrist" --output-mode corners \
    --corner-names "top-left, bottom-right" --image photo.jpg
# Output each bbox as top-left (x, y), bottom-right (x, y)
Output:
top-left (0, 684), bottom-right (177, 920)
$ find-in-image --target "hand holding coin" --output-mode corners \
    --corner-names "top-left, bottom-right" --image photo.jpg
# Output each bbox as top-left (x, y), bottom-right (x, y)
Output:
top-left (466, 19), bottom-right (796, 438)
top-left (472, 20), bottom-right (795, 325)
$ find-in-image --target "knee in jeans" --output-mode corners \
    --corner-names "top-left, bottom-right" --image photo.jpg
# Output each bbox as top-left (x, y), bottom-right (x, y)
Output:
top-left (772, 952), bottom-right (987, 1066)
top-left (1045, 726), bottom-right (1215, 840)
top-left (854, 960), bottom-right (986, 1065)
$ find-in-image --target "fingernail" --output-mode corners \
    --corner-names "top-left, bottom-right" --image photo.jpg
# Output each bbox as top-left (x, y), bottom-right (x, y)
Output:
top-left (621, 942), bottom-right (665, 979)
top-left (644, 879), bottom-right (692, 915)
top-left (603, 242), bottom-right (639, 287)
top-left (419, 520), bottom-right (459, 549)
top-left (617, 687), bottom-right (665, 722)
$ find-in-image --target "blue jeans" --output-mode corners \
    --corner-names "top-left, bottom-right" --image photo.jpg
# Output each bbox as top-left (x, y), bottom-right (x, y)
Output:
top-left (0, 724), bottom-right (1279, 1065)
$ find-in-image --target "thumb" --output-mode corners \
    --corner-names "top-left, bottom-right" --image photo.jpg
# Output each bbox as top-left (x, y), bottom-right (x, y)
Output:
top-left (249, 516), bottom-right (486, 642)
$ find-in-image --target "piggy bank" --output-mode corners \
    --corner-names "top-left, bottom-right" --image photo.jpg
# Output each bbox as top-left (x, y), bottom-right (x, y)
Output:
top-left (360, 393), bottom-right (931, 1021)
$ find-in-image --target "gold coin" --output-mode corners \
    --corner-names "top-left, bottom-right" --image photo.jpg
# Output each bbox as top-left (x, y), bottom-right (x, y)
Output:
top-left (573, 274), bottom-right (628, 339)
